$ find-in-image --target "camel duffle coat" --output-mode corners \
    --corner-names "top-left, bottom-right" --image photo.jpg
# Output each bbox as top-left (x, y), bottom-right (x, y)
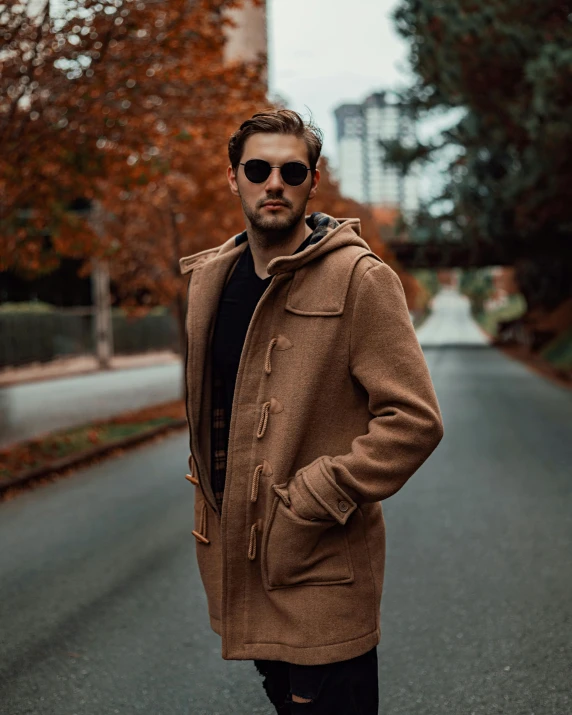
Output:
top-left (179, 217), bottom-right (444, 666)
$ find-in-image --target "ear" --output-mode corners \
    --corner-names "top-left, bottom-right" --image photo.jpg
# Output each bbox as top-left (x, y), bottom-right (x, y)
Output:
top-left (308, 168), bottom-right (320, 200)
top-left (227, 165), bottom-right (240, 197)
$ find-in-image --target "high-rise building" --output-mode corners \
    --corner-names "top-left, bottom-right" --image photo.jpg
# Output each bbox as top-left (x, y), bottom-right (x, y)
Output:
top-left (334, 104), bottom-right (365, 205)
top-left (334, 92), bottom-right (419, 215)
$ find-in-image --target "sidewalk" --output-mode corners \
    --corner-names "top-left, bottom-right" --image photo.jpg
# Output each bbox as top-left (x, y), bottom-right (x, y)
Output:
top-left (0, 356), bottom-right (183, 449)
top-left (0, 350), bottom-right (181, 387)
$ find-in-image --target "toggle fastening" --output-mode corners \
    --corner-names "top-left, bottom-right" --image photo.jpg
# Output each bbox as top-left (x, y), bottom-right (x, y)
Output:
top-left (251, 464), bottom-right (264, 503)
top-left (192, 502), bottom-right (210, 545)
top-left (257, 401), bottom-right (271, 439)
top-left (248, 522), bottom-right (258, 561)
top-left (265, 338), bottom-right (278, 375)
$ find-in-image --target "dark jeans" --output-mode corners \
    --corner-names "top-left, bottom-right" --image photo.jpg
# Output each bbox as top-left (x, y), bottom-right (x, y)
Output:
top-left (254, 647), bottom-right (378, 715)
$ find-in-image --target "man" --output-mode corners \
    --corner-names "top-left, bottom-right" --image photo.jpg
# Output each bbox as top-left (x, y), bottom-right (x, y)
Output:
top-left (180, 109), bottom-right (444, 714)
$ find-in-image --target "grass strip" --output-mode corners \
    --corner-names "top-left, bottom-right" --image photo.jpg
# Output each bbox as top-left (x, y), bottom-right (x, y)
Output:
top-left (0, 401), bottom-right (186, 484)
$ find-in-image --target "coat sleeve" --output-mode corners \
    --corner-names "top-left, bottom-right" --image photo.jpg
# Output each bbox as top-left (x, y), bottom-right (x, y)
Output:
top-left (282, 260), bottom-right (444, 525)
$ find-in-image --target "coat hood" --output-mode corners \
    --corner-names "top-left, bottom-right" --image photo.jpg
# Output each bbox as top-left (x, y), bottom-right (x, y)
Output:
top-left (179, 213), bottom-right (370, 277)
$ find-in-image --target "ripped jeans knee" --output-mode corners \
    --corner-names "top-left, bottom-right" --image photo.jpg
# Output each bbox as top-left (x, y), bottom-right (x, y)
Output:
top-left (291, 693), bottom-right (313, 704)
top-left (255, 647), bottom-right (378, 714)
top-left (287, 663), bottom-right (329, 712)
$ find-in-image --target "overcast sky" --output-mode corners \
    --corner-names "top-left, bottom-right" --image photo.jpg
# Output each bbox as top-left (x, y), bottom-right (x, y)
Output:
top-left (268, 0), bottom-right (413, 167)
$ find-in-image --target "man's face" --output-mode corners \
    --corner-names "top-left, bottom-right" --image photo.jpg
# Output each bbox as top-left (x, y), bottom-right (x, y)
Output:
top-left (227, 133), bottom-right (320, 246)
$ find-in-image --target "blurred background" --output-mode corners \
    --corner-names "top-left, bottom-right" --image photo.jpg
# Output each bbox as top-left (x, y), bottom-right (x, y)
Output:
top-left (1, 1), bottom-right (571, 714)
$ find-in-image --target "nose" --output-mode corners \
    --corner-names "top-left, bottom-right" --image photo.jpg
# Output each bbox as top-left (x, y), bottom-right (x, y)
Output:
top-left (264, 166), bottom-right (285, 193)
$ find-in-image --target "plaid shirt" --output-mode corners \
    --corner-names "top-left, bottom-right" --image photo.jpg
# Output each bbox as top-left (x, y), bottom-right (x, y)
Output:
top-left (210, 213), bottom-right (340, 512)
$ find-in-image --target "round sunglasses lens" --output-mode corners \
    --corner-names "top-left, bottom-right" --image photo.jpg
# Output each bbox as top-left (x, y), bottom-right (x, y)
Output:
top-left (281, 163), bottom-right (308, 186)
top-left (244, 160), bottom-right (271, 183)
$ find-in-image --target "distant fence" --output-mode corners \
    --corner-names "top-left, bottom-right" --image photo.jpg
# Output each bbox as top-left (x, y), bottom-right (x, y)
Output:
top-left (0, 308), bottom-right (179, 368)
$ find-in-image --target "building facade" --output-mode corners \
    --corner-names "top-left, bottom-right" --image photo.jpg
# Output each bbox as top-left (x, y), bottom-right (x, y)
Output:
top-left (224, 0), bottom-right (268, 67)
top-left (334, 92), bottom-right (419, 215)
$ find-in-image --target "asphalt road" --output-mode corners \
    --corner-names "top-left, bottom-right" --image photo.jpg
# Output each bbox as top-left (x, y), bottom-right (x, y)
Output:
top-left (0, 364), bottom-right (182, 449)
top-left (1, 343), bottom-right (571, 714)
top-left (416, 288), bottom-right (489, 347)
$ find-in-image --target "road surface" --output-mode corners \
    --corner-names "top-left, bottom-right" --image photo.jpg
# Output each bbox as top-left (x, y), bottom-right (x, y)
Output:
top-left (1, 344), bottom-right (571, 714)
top-left (416, 288), bottom-right (489, 347)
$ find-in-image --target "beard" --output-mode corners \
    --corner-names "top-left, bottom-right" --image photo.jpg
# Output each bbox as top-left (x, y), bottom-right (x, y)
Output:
top-left (240, 192), bottom-right (310, 249)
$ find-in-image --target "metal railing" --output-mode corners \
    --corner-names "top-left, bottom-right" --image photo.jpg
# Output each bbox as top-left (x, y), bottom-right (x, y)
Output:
top-left (0, 308), bottom-right (179, 368)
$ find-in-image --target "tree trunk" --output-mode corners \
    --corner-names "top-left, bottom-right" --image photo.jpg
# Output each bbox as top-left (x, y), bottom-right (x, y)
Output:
top-left (174, 291), bottom-right (187, 400)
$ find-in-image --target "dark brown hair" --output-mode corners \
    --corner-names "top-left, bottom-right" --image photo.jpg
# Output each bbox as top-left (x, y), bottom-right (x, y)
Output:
top-left (228, 109), bottom-right (323, 172)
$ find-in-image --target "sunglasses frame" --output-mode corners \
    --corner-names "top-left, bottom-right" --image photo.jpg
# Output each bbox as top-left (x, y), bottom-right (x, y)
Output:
top-left (239, 159), bottom-right (311, 186)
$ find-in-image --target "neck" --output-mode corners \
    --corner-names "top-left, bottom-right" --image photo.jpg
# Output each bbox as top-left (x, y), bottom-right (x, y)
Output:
top-left (247, 216), bottom-right (313, 280)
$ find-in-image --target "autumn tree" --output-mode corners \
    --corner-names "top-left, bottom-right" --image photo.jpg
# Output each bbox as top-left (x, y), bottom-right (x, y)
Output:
top-left (0, 0), bottom-right (266, 276)
top-left (0, 0), bottom-right (268, 374)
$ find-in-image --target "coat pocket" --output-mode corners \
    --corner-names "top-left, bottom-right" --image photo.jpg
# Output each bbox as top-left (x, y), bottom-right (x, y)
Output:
top-left (262, 495), bottom-right (354, 590)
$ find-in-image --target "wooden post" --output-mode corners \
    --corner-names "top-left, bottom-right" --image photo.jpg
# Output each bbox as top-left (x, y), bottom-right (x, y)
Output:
top-left (91, 259), bottom-right (113, 369)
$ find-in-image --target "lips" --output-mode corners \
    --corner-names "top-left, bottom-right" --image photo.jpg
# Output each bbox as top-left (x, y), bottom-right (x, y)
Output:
top-left (263, 201), bottom-right (287, 208)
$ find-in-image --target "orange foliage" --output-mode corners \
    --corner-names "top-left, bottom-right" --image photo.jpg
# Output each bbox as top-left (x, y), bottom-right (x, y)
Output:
top-left (1, 0), bottom-right (422, 313)
top-left (494, 267), bottom-right (520, 296)
top-left (0, 0), bottom-right (264, 275)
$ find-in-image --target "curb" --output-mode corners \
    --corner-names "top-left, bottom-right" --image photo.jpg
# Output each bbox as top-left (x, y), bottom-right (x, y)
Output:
top-left (0, 357), bottom-right (181, 388)
top-left (0, 418), bottom-right (187, 495)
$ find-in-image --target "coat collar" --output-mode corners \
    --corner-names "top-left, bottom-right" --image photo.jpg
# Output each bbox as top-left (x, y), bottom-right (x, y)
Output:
top-left (179, 216), bottom-right (376, 321)
top-left (179, 216), bottom-right (369, 278)
top-left (179, 235), bottom-right (242, 276)
top-left (266, 219), bottom-right (368, 276)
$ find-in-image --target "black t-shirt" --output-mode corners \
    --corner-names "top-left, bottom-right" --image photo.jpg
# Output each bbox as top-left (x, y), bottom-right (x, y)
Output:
top-left (210, 235), bottom-right (315, 490)
top-left (211, 244), bottom-right (272, 445)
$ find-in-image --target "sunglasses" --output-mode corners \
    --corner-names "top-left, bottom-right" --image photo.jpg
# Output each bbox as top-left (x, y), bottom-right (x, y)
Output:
top-left (239, 159), bottom-right (311, 187)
